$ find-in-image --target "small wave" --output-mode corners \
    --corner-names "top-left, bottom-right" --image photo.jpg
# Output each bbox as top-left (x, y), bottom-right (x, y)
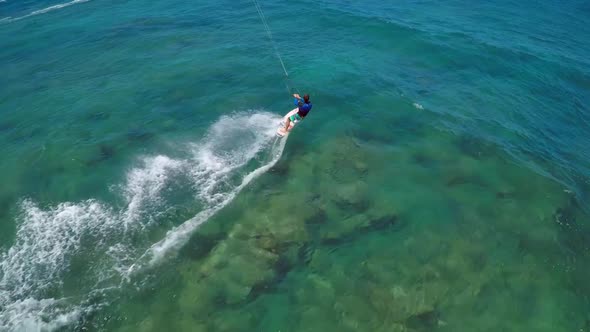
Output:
top-left (0, 111), bottom-right (285, 331)
top-left (413, 102), bottom-right (424, 110)
top-left (0, 0), bottom-right (89, 23)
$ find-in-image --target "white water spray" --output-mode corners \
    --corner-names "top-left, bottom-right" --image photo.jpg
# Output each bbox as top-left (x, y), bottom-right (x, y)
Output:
top-left (0, 111), bottom-right (286, 331)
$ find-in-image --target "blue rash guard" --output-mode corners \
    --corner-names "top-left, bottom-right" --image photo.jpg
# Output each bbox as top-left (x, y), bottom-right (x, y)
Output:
top-left (294, 97), bottom-right (313, 118)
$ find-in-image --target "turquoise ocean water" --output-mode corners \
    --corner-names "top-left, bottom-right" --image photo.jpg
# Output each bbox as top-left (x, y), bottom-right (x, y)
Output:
top-left (1, 0), bottom-right (590, 331)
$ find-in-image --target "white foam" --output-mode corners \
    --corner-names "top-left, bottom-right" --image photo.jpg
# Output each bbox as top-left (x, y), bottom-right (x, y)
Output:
top-left (0, 200), bottom-right (114, 331)
top-left (1, 298), bottom-right (81, 332)
top-left (125, 111), bottom-right (286, 268)
top-left (146, 134), bottom-right (286, 265)
top-left (190, 112), bottom-right (280, 204)
top-left (0, 111), bottom-right (286, 330)
top-left (0, 200), bottom-right (114, 299)
top-left (413, 102), bottom-right (424, 110)
top-left (122, 155), bottom-right (183, 228)
top-left (0, 0), bottom-right (89, 23)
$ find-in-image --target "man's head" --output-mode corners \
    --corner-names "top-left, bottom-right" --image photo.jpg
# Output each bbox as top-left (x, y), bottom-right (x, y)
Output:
top-left (303, 94), bottom-right (310, 103)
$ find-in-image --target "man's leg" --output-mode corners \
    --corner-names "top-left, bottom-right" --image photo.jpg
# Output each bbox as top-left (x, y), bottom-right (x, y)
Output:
top-left (283, 109), bottom-right (298, 132)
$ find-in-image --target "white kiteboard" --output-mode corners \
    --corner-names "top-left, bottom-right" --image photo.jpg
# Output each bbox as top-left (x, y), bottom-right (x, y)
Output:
top-left (276, 109), bottom-right (300, 137)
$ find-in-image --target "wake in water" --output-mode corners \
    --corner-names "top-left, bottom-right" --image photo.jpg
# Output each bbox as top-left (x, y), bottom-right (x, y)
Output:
top-left (0, 0), bottom-right (89, 23)
top-left (0, 111), bottom-right (286, 331)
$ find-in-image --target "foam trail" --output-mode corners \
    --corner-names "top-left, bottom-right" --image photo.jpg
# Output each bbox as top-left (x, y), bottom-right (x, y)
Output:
top-left (0, 156), bottom-right (184, 331)
top-left (2, 298), bottom-right (82, 332)
top-left (0, 200), bottom-right (115, 331)
top-left (0, 200), bottom-right (114, 299)
top-left (145, 137), bottom-right (287, 265)
top-left (0, 0), bottom-right (89, 23)
top-left (189, 112), bottom-right (281, 204)
top-left (122, 112), bottom-right (286, 271)
top-left (0, 111), bottom-right (285, 330)
top-left (122, 155), bottom-right (184, 228)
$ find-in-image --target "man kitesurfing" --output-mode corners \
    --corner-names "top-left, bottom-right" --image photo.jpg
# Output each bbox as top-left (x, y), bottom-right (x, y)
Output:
top-left (251, 0), bottom-right (313, 137)
top-left (277, 93), bottom-right (313, 136)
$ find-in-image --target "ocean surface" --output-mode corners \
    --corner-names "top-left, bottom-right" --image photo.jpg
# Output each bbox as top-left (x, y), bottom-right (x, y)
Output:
top-left (1, 0), bottom-right (590, 331)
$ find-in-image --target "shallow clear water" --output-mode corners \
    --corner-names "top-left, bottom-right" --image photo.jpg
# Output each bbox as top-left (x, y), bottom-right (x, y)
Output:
top-left (1, 0), bottom-right (589, 331)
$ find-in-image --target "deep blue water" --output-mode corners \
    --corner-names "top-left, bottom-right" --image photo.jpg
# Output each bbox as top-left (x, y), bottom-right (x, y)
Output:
top-left (315, 0), bottom-right (590, 201)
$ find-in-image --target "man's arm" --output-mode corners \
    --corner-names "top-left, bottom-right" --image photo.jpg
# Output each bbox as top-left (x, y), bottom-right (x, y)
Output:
top-left (293, 94), bottom-right (303, 107)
